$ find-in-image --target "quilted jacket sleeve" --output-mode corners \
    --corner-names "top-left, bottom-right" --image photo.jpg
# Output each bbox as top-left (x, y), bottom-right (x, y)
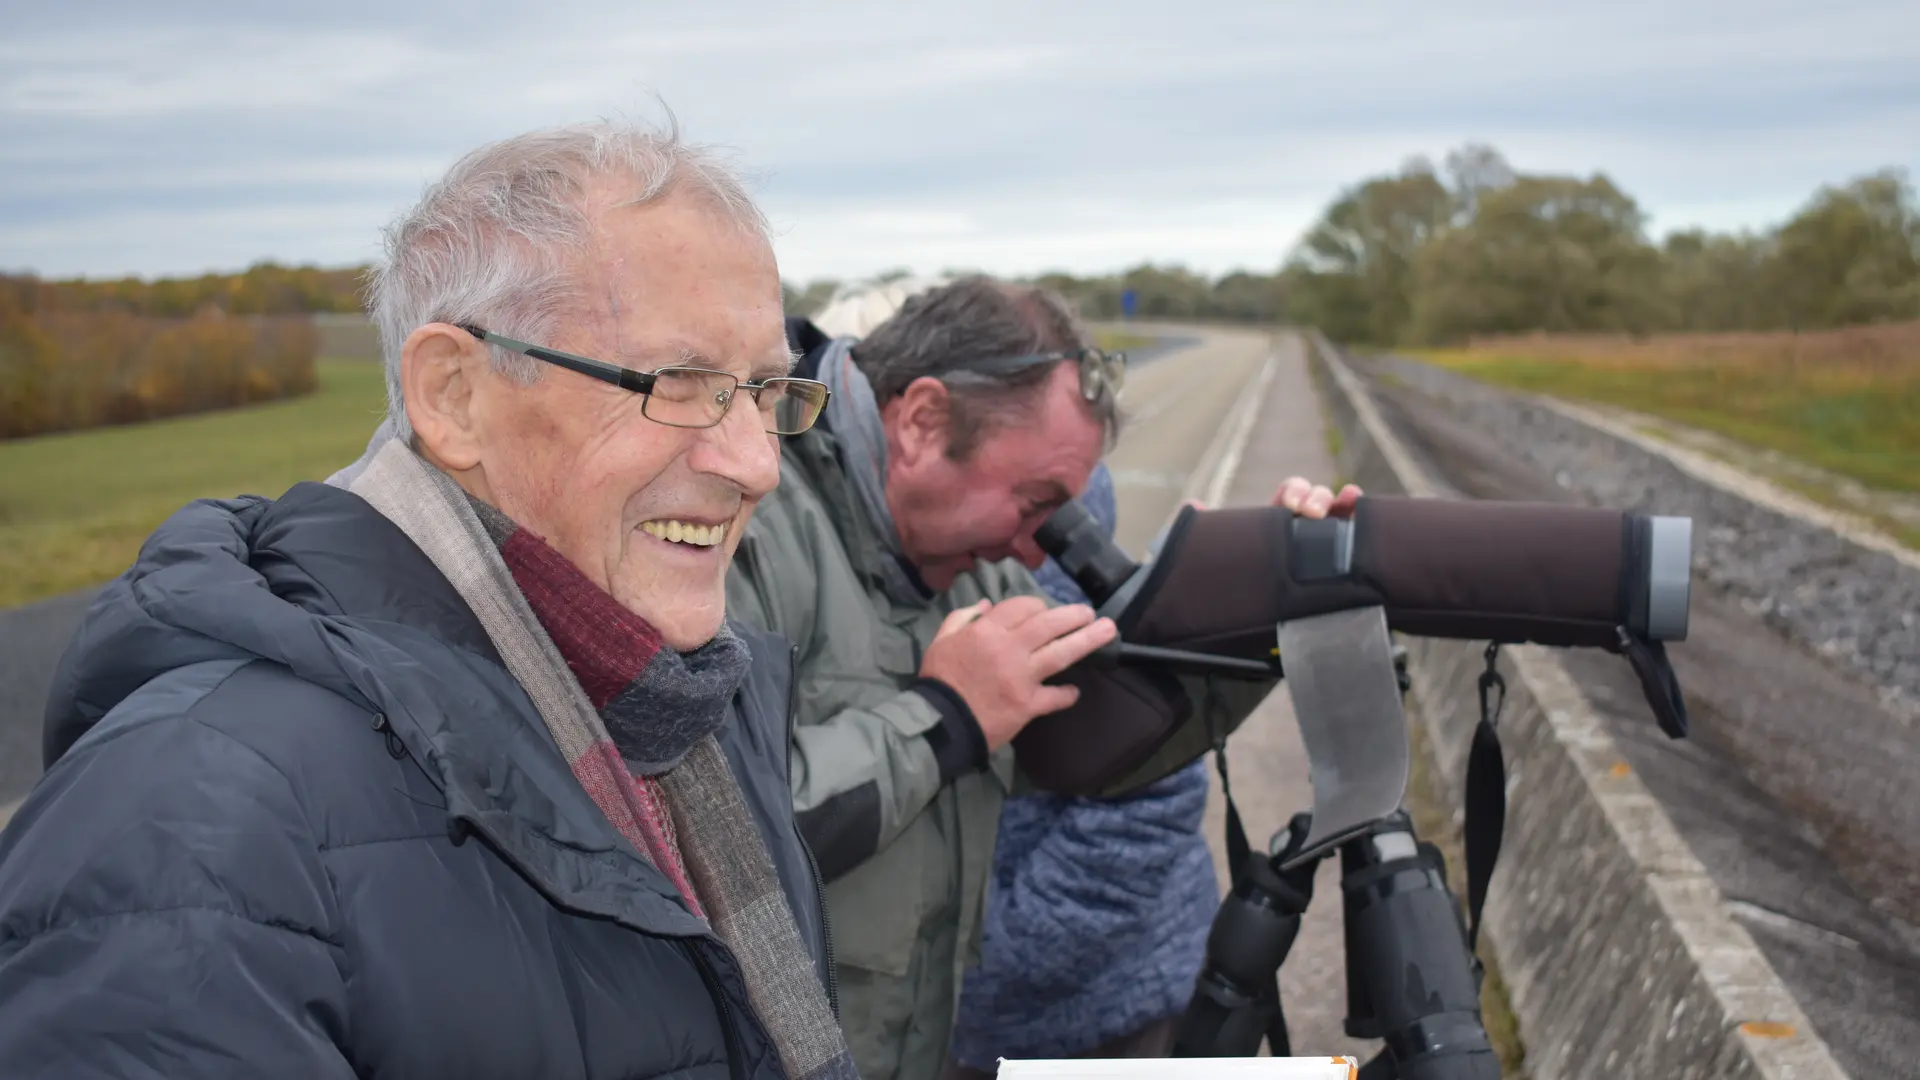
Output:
top-left (0, 675), bottom-right (355, 1080)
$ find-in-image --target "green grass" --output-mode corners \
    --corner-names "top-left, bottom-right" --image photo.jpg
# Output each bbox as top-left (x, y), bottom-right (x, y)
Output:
top-left (1093, 328), bottom-right (1159, 354)
top-left (1409, 349), bottom-right (1920, 495)
top-left (0, 359), bottom-right (388, 608)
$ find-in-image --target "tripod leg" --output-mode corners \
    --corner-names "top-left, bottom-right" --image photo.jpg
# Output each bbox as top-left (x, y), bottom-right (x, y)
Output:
top-left (1358, 1050), bottom-right (1398, 1079)
top-left (1264, 971), bottom-right (1292, 1058)
top-left (1340, 814), bottom-right (1501, 1078)
top-left (1172, 838), bottom-right (1317, 1058)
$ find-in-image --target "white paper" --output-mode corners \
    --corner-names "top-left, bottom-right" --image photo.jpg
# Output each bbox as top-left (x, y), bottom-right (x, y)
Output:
top-left (993, 1057), bottom-right (1357, 1078)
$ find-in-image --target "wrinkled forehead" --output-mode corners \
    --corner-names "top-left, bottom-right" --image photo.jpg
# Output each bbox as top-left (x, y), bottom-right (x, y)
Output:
top-left (564, 195), bottom-right (789, 373)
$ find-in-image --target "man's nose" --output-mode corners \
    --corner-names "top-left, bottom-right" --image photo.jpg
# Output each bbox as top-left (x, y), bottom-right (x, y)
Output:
top-left (688, 394), bottom-right (780, 496)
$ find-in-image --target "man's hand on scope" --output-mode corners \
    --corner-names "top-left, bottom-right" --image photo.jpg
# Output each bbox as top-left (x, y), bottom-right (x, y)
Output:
top-left (1272, 476), bottom-right (1361, 518)
top-left (920, 596), bottom-right (1118, 752)
top-left (1180, 476), bottom-right (1362, 518)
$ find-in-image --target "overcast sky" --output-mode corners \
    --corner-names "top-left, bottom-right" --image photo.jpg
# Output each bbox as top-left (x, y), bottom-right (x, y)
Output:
top-left (3, 0), bottom-right (1917, 285)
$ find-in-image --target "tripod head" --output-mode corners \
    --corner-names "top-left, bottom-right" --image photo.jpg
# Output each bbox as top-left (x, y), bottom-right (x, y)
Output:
top-left (1172, 810), bottom-right (1501, 1078)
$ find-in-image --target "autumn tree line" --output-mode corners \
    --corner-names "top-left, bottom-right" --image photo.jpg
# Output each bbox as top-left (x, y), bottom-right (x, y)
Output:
top-left (7, 148), bottom-right (1915, 439)
top-left (791, 145), bottom-right (1920, 349)
top-left (0, 270), bottom-right (331, 439)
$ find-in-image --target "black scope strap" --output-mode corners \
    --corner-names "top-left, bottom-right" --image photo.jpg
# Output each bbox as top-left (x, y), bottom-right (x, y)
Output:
top-left (1205, 677), bottom-right (1254, 886)
top-left (1464, 643), bottom-right (1507, 955)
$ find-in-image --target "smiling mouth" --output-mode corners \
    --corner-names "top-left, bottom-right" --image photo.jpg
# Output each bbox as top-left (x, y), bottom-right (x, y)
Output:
top-left (640, 519), bottom-right (729, 548)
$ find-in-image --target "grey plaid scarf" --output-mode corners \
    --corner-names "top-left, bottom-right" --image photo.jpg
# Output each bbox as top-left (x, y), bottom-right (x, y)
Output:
top-left (349, 439), bottom-right (857, 1080)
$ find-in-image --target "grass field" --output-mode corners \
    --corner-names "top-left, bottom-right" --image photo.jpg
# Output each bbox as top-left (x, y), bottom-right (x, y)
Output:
top-left (2, 333), bottom-right (1165, 609)
top-left (1093, 328), bottom-right (1159, 354)
top-left (1407, 319), bottom-right (1920, 496)
top-left (0, 359), bottom-right (387, 609)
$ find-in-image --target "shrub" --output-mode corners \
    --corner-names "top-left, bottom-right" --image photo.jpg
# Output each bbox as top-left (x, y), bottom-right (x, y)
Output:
top-left (0, 296), bottom-right (318, 440)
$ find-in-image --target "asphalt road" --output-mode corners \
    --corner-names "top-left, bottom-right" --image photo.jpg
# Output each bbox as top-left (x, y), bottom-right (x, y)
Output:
top-left (0, 589), bottom-right (94, 820)
top-left (1356, 358), bottom-right (1920, 1080)
top-left (1103, 325), bottom-right (1379, 1061)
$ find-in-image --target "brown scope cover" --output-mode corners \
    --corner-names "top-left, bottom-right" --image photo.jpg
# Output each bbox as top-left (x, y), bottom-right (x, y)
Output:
top-left (1121, 496), bottom-right (1639, 658)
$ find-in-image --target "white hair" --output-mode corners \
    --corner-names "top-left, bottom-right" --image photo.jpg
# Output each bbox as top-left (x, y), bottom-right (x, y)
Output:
top-left (810, 275), bottom-right (951, 339)
top-left (367, 112), bottom-right (771, 442)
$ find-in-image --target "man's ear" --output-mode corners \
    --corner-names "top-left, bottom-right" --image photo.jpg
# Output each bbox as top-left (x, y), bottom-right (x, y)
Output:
top-left (885, 376), bottom-right (953, 466)
top-left (402, 323), bottom-right (486, 472)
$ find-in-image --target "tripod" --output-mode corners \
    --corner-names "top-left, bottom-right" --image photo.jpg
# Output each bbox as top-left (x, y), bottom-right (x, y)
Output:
top-left (1170, 651), bottom-right (1504, 1079)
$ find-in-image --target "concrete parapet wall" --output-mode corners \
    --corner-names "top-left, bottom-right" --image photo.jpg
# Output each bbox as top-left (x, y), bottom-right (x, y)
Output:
top-left (1304, 330), bottom-right (1848, 1080)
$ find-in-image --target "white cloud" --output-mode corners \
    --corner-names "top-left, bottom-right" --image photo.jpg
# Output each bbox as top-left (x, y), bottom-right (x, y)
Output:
top-left (0, 28), bottom-right (443, 117)
top-left (1, 0), bottom-right (1916, 281)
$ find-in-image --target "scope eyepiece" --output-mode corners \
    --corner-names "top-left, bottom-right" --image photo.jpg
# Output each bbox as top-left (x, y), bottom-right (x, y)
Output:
top-left (1033, 497), bottom-right (1141, 608)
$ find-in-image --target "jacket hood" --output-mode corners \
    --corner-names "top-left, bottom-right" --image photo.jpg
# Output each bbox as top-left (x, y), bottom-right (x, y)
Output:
top-left (44, 480), bottom-right (508, 768)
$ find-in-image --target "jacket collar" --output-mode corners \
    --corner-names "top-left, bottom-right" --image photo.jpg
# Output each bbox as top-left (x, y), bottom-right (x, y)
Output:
top-left (781, 322), bottom-right (936, 609)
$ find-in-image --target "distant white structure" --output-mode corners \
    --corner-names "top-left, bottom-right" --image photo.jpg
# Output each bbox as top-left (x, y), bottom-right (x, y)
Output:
top-left (809, 275), bottom-right (950, 339)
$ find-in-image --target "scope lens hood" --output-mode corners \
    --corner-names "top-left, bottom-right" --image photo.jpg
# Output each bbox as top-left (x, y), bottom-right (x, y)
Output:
top-left (1644, 516), bottom-right (1692, 642)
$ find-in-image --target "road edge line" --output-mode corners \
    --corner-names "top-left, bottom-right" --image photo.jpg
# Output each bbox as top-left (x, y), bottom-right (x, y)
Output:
top-left (1181, 346), bottom-right (1280, 511)
top-left (1201, 350), bottom-right (1281, 508)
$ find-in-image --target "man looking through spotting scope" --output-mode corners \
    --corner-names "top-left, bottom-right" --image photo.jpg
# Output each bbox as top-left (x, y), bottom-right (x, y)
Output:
top-left (727, 276), bottom-right (1360, 1080)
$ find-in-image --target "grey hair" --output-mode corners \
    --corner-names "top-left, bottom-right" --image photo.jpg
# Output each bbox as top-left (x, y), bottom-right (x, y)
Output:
top-left (852, 275), bottom-right (1120, 459)
top-left (367, 111), bottom-right (770, 442)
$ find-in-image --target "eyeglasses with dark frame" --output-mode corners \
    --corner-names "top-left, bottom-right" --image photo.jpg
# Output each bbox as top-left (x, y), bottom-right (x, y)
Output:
top-left (943, 347), bottom-right (1126, 404)
top-left (457, 324), bottom-right (832, 436)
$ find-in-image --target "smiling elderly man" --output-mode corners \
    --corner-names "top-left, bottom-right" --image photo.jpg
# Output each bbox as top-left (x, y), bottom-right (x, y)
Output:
top-left (0, 120), bottom-right (857, 1080)
top-left (729, 279), bottom-right (1358, 1080)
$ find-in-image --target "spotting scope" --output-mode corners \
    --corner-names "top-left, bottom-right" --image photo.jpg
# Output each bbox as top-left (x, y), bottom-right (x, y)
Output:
top-left (1022, 493), bottom-right (1696, 1078)
top-left (1016, 495), bottom-right (1692, 795)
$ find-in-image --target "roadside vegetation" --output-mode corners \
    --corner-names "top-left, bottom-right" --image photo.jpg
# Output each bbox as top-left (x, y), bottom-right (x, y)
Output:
top-left (1409, 319), bottom-right (1920, 498)
top-left (0, 359), bottom-right (385, 608)
top-left (2, 268), bottom-right (343, 439)
top-left (12, 148), bottom-right (1915, 598)
top-left (1092, 328), bottom-right (1158, 354)
top-left (786, 147), bottom-right (1920, 348)
top-left (773, 146), bottom-right (1914, 526)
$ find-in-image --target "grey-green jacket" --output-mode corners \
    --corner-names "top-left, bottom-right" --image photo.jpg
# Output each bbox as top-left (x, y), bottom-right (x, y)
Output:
top-left (725, 333), bottom-right (1270, 1080)
top-left (728, 408), bottom-right (1025, 1080)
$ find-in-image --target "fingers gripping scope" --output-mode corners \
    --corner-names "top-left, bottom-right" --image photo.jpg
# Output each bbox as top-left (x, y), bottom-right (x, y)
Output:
top-left (1030, 494), bottom-right (1693, 738)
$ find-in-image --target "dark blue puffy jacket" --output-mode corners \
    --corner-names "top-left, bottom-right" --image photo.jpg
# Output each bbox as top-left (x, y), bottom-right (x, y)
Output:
top-left (0, 482), bottom-right (832, 1080)
top-left (950, 463), bottom-right (1218, 1067)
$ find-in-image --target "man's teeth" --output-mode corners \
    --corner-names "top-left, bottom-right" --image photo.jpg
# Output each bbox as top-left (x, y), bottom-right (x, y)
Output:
top-left (641, 520), bottom-right (727, 547)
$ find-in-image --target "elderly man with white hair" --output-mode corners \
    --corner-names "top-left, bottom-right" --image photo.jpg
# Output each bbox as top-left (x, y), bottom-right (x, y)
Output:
top-left (0, 119), bottom-right (857, 1080)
